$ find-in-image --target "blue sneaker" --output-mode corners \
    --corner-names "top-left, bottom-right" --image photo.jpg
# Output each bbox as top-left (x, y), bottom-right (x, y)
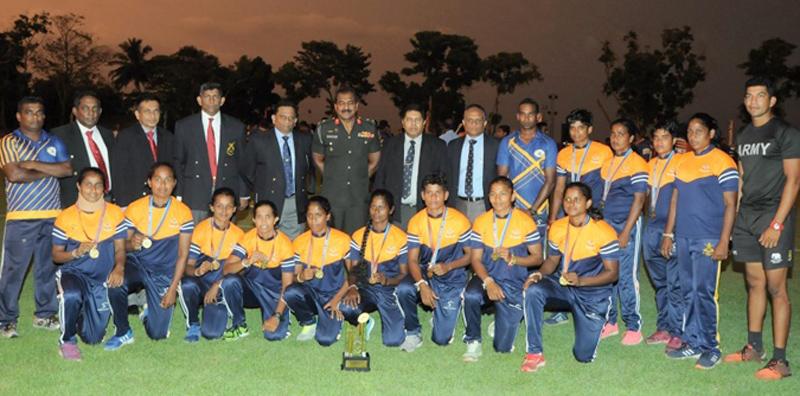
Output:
top-left (695, 350), bottom-right (721, 370)
top-left (666, 344), bottom-right (702, 360)
top-left (185, 324), bottom-right (201, 343)
top-left (104, 329), bottom-right (134, 351)
top-left (365, 316), bottom-right (375, 341)
top-left (544, 312), bottom-right (569, 326)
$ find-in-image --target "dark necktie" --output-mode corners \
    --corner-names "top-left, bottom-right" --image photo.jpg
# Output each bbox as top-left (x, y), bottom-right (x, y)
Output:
top-left (282, 135), bottom-right (294, 197)
top-left (465, 139), bottom-right (477, 197)
top-left (402, 140), bottom-right (416, 199)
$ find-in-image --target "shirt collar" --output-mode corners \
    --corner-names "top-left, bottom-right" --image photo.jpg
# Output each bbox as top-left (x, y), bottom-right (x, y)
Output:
top-left (274, 127), bottom-right (293, 139)
top-left (201, 111), bottom-right (219, 121)
top-left (466, 133), bottom-right (484, 144)
top-left (76, 120), bottom-right (97, 134)
top-left (405, 133), bottom-right (422, 144)
top-left (13, 129), bottom-right (49, 143)
top-left (140, 124), bottom-right (157, 134)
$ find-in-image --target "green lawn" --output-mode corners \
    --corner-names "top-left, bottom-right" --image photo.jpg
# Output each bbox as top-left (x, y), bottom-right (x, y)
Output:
top-left (0, 203), bottom-right (798, 394)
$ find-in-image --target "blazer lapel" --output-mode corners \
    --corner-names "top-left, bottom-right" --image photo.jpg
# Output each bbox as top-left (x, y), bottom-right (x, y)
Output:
top-left (70, 122), bottom-right (91, 167)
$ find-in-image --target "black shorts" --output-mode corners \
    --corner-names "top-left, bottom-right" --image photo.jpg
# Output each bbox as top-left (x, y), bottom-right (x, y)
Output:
top-left (732, 207), bottom-right (794, 269)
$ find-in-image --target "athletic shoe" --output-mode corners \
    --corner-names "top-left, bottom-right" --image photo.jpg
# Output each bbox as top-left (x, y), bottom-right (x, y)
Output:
top-left (139, 304), bottom-right (149, 322)
top-left (723, 344), bottom-right (766, 363)
top-left (755, 359), bottom-right (792, 380)
top-left (184, 324), bottom-right (201, 343)
top-left (665, 336), bottom-right (683, 352)
top-left (223, 325), bottom-right (250, 341)
top-left (365, 317), bottom-right (375, 341)
top-left (296, 323), bottom-right (317, 342)
top-left (1, 322), bottom-right (19, 338)
top-left (600, 323), bottom-right (619, 339)
top-left (462, 341), bottom-right (482, 363)
top-left (59, 342), bottom-right (81, 361)
top-left (695, 350), bottom-right (721, 370)
top-left (399, 334), bottom-right (423, 352)
top-left (666, 344), bottom-right (702, 360)
top-left (544, 312), bottom-right (569, 326)
top-left (621, 330), bottom-right (643, 346)
top-left (33, 315), bottom-right (60, 331)
top-left (520, 353), bottom-right (546, 372)
top-left (487, 321), bottom-right (495, 339)
top-left (104, 329), bottom-right (135, 351)
top-left (645, 330), bottom-right (671, 345)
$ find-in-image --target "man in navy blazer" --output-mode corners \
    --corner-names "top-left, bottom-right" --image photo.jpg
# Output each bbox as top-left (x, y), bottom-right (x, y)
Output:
top-left (173, 82), bottom-right (248, 223)
top-left (242, 100), bottom-right (312, 238)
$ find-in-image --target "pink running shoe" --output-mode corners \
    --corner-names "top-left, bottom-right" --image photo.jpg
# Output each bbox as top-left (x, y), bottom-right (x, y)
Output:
top-left (520, 353), bottom-right (546, 372)
top-left (645, 330), bottom-right (671, 345)
top-left (59, 342), bottom-right (81, 361)
top-left (621, 330), bottom-right (643, 346)
top-left (665, 336), bottom-right (683, 352)
top-left (600, 323), bottom-right (619, 340)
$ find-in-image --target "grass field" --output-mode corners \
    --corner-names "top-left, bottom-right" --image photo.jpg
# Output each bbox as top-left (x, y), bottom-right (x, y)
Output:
top-left (0, 208), bottom-right (798, 395)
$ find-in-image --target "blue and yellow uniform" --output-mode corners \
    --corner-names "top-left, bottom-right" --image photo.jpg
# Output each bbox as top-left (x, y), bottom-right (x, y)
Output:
top-left (556, 140), bottom-right (613, 212)
top-left (600, 149), bottom-right (649, 332)
top-left (396, 208), bottom-right (472, 345)
top-left (524, 216), bottom-right (619, 362)
top-left (0, 129), bottom-right (67, 327)
top-left (284, 228), bottom-right (352, 346)
top-left (644, 152), bottom-right (684, 338)
top-left (222, 230), bottom-right (295, 341)
top-left (179, 218), bottom-right (244, 340)
top-left (674, 146), bottom-right (738, 355)
top-left (108, 196), bottom-right (194, 340)
top-left (52, 203), bottom-right (127, 345)
top-left (496, 131), bottom-right (558, 234)
top-left (343, 224), bottom-right (408, 347)
top-left (464, 209), bottom-right (541, 352)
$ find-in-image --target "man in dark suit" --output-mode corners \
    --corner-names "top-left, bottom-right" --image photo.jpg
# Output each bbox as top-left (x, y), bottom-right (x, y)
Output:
top-left (242, 100), bottom-right (312, 239)
top-left (52, 91), bottom-right (115, 207)
top-left (174, 82), bottom-right (248, 223)
top-left (111, 94), bottom-right (175, 207)
top-left (446, 104), bottom-right (499, 223)
top-left (374, 104), bottom-right (448, 229)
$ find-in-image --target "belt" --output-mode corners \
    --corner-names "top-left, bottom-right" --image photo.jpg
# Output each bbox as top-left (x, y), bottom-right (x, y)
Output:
top-left (458, 196), bottom-right (483, 202)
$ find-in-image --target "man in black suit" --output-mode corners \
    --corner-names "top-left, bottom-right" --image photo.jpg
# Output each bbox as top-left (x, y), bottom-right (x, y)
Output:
top-left (174, 82), bottom-right (248, 223)
top-left (52, 91), bottom-right (115, 207)
top-left (374, 104), bottom-right (448, 229)
top-left (111, 94), bottom-right (175, 207)
top-left (242, 100), bottom-right (312, 239)
top-left (446, 104), bottom-right (499, 223)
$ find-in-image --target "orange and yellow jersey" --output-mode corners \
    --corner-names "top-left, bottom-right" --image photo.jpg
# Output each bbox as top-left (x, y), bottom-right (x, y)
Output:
top-left (52, 203), bottom-right (127, 283)
top-left (0, 129), bottom-right (69, 220)
top-left (556, 141), bottom-right (613, 212)
top-left (647, 152), bottom-right (685, 227)
top-left (231, 229), bottom-right (295, 290)
top-left (547, 216), bottom-right (619, 297)
top-left (350, 224), bottom-right (408, 279)
top-left (189, 218), bottom-right (244, 283)
top-left (470, 208), bottom-right (541, 288)
top-left (293, 228), bottom-right (352, 295)
top-left (123, 196), bottom-right (194, 274)
top-left (407, 207), bottom-right (472, 284)
top-left (674, 146), bottom-right (739, 239)
top-left (599, 149), bottom-right (649, 225)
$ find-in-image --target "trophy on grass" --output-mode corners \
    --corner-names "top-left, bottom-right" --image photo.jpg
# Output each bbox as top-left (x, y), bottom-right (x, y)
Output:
top-left (341, 257), bottom-right (371, 371)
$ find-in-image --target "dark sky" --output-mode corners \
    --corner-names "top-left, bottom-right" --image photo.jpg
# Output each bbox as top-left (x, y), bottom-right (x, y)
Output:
top-left (4, 0), bottom-right (800, 134)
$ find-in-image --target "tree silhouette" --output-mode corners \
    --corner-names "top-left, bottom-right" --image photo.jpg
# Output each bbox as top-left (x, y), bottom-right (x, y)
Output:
top-left (738, 38), bottom-right (800, 121)
top-left (482, 52), bottom-right (542, 130)
top-left (0, 13), bottom-right (49, 130)
top-left (109, 37), bottom-right (152, 93)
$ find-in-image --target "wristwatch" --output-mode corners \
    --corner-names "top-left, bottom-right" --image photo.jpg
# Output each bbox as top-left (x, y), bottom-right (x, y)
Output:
top-left (770, 220), bottom-right (784, 231)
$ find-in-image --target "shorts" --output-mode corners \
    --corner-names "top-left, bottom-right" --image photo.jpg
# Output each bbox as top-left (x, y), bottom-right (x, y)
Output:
top-left (732, 207), bottom-right (794, 269)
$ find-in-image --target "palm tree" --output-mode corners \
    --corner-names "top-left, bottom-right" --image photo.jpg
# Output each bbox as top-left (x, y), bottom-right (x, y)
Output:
top-left (109, 37), bottom-right (152, 92)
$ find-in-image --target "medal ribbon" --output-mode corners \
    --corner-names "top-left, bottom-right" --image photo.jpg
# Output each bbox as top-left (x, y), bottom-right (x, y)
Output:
top-left (426, 208), bottom-right (448, 267)
top-left (209, 220), bottom-right (229, 262)
top-left (78, 202), bottom-right (107, 244)
top-left (147, 196), bottom-right (172, 239)
top-left (570, 141), bottom-right (591, 182)
top-left (562, 215), bottom-right (589, 273)
top-left (306, 228), bottom-right (331, 272)
top-left (492, 210), bottom-right (513, 254)
top-left (649, 151), bottom-right (674, 214)
top-left (602, 149), bottom-right (631, 204)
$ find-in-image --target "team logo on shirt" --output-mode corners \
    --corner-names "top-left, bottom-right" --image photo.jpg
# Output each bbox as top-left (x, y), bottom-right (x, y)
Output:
top-left (585, 240), bottom-right (596, 251)
top-left (226, 142), bottom-right (236, 157)
top-left (169, 218), bottom-right (179, 228)
top-left (770, 252), bottom-right (782, 264)
top-left (534, 149), bottom-right (544, 158)
top-left (591, 156), bottom-right (603, 165)
top-left (699, 165), bottom-right (712, 174)
top-left (47, 146), bottom-right (57, 156)
top-left (385, 246), bottom-right (397, 255)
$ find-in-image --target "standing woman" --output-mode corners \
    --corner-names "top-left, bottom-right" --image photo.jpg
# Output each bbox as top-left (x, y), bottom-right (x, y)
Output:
top-left (284, 196), bottom-right (353, 346)
top-left (662, 113), bottom-right (738, 370)
top-left (179, 187), bottom-right (244, 342)
top-left (106, 162), bottom-right (194, 350)
top-left (341, 189), bottom-right (409, 347)
top-left (52, 167), bottom-right (128, 361)
top-left (220, 201), bottom-right (295, 341)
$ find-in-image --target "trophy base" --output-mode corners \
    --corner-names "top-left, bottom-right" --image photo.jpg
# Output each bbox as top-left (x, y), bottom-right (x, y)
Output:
top-left (341, 352), bottom-right (371, 372)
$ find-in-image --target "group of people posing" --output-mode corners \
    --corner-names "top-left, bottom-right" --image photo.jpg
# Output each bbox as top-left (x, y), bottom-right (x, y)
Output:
top-left (0, 77), bottom-right (796, 381)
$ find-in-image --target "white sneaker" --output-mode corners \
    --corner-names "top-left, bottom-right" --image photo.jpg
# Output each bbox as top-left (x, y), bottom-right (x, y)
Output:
top-left (296, 323), bottom-right (317, 342)
top-left (399, 334), bottom-right (423, 352)
top-left (463, 341), bottom-right (482, 362)
top-left (487, 321), bottom-right (495, 339)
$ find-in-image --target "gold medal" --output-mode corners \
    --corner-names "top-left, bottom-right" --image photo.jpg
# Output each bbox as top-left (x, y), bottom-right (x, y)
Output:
top-left (89, 247), bottom-right (100, 259)
top-left (559, 275), bottom-right (570, 286)
top-left (649, 211), bottom-right (656, 220)
top-left (491, 252), bottom-right (499, 261)
top-left (211, 260), bottom-right (220, 271)
top-left (703, 243), bottom-right (714, 257)
top-left (141, 237), bottom-right (152, 249)
top-left (315, 269), bottom-right (324, 279)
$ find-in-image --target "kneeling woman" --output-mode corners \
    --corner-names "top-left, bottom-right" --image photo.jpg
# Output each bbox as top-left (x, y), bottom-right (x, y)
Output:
top-left (521, 182), bottom-right (619, 372)
top-left (220, 200), bottom-right (295, 341)
top-left (341, 189), bottom-right (409, 347)
top-left (52, 167), bottom-right (128, 361)
top-left (179, 188), bottom-right (244, 342)
top-left (284, 196), bottom-right (353, 346)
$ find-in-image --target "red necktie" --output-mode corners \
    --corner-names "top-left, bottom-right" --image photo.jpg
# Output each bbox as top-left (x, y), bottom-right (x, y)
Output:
top-left (206, 118), bottom-right (217, 181)
top-left (85, 130), bottom-right (109, 192)
top-left (146, 130), bottom-right (157, 161)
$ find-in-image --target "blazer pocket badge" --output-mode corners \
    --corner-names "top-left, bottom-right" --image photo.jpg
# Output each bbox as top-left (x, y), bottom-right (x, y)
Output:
top-left (226, 142), bottom-right (236, 157)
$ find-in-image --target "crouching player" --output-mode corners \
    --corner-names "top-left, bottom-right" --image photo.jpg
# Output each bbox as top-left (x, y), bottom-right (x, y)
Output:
top-left (220, 200), bottom-right (295, 341)
top-left (521, 182), bottom-right (619, 372)
top-left (179, 188), bottom-right (244, 342)
top-left (463, 176), bottom-right (543, 362)
top-left (52, 167), bottom-right (128, 360)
